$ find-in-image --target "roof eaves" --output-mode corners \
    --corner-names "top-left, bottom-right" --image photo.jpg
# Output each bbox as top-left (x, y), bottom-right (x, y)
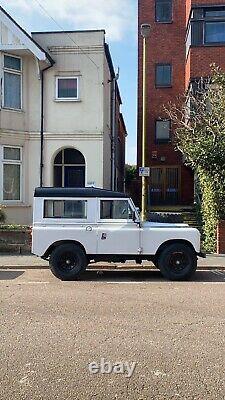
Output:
top-left (0, 6), bottom-right (54, 65)
top-left (32, 29), bottom-right (106, 35)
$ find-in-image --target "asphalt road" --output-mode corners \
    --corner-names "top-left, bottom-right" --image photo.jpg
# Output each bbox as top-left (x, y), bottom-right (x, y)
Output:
top-left (1, 268), bottom-right (225, 400)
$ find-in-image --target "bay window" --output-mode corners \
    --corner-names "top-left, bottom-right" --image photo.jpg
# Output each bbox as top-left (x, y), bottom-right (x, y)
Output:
top-left (205, 21), bottom-right (225, 44)
top-left (191, 6), bottom-right (225, 46)
top-left (3, 55), bottom-right (22, 110)
top-left (1, 146), bottom-right (22, 202)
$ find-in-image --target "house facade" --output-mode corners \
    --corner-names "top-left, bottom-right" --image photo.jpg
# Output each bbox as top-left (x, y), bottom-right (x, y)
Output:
top-left (0, 6), bottom-right (126, 225)
top-left (138, 0), bottom-right (225, 207)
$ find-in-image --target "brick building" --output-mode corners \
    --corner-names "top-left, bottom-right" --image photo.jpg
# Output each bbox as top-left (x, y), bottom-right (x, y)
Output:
top-left (138, 0), bottom-right (225, 206)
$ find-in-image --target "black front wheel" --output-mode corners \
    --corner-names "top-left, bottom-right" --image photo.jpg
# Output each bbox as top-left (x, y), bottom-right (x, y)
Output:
top-left (49, 244), bottom-right (87, 281)
top-left (158, 243), bottom-right (197, 281)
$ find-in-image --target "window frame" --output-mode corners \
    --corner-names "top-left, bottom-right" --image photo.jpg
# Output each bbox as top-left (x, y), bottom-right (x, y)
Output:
top-left (204, 20), bottom-right (225, 45)
top-left (55, 76), bottom-right (79, 102)
top-left (1, 145), bottom-right (23, 203)
top-left (155, 0), bottom-right (173, 24)
top-left (155, 63), bottom-right (172, 88)
top-left (98, 198), bottom-right (135, 223)
top-left (43, 199), bottom-right (88, 220)
top-left (155, 119), bottom-right (171, 144)
top-left (191, 6), bottom-right (225, 47)
top-left (2, 54), bottom-right (23, 111)
top-left (53, 148), bottom-right (86, 188)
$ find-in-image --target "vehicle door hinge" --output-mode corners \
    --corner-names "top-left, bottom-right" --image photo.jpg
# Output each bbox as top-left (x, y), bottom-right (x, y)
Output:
top-left (138, 247), bottom-right (143, 254)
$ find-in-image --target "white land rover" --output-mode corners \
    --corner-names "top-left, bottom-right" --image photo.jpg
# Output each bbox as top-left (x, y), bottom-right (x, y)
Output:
top-left (32, 187), bottom-right (203, 281)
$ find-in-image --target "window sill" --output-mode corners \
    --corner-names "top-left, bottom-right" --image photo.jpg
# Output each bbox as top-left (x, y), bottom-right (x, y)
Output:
top-left (155, 140), bottom-right (172, 145)
top-left (2, 203), bottom-right (31, 208)
top-left (54, 98), bottom-right (81, 103)
top-left (2, 107), bottom-right (24, 113)
top-left (155, 21), bottom-right (173, 24)
top-left (191, 43), bottom-right (225, 48)
top-left (155, 85), bottom-right (172, 89)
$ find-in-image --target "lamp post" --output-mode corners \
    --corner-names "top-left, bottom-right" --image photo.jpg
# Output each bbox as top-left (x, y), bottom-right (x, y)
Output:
top-left (140, 23), bottom-right (151, 222)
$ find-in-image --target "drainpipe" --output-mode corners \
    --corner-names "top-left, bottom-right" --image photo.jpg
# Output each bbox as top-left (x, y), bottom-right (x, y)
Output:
top-left (110, 69), bottom-right (119, 191)
top-left (40, 64), bottom-right (53, 187)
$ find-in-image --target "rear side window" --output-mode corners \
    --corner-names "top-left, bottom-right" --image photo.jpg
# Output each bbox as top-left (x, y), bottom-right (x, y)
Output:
top-left (100, 200), bottom-right (133, 220)
top-left (44, 200), bottom-right (87, 219)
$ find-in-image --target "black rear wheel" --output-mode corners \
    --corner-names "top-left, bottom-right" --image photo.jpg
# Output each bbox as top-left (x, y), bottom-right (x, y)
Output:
top-left (49, 244), bottom-right (87, 280)
top-left (158, 243), bottom-right (197, 281)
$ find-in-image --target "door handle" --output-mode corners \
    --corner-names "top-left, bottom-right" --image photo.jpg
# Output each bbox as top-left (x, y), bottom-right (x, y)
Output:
top-left (86, 226), bottom-right (93, 232)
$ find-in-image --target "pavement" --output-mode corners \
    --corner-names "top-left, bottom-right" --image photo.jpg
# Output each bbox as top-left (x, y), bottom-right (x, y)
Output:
top-left (0, 267), bottom-right (225, 400)
top-left (0, 253), bottom-right (225, 269)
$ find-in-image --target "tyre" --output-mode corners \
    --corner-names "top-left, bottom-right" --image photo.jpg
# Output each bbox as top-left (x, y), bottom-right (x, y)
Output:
top-left (49, 243), bottom-right (87, 281)
top-left (157, 243), bottom-right (197, 281)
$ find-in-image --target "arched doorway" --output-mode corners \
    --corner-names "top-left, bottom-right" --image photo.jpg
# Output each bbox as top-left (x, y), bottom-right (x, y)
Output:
top-left (54, 148), bottom-right (85, 188)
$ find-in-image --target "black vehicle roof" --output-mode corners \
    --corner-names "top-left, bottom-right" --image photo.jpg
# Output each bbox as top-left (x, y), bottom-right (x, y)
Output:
top-left (34, 187), bottom-right (129, 199)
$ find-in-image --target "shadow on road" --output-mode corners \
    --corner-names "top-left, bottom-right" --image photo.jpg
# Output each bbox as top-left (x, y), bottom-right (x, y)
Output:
top-left (0, 270), bottom-right (24, 280)
top-left (80, 269), bottom-right (225, 283)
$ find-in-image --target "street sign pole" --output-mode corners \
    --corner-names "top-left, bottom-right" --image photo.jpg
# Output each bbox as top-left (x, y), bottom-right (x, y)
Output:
top-left (140, 24), bottom-right (151, 222)
top-left (141, 35), bottom-right (147, 222)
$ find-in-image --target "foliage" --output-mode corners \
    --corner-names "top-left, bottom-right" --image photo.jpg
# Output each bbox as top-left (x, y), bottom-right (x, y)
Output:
top-left (0, 225), bottom-right (30, 231)
top-left (165, 65), bottom-right (225, 252)
top-left (125, 164), bottom-right (137, 185)
top-left (0, 205), bottom-right (6, 224)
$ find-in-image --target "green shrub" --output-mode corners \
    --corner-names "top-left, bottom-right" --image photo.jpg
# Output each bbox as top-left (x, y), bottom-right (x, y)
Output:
top-left (0, 205), bottom-right (6, 224)
top-left (165, 65), bottom-right (225, 252)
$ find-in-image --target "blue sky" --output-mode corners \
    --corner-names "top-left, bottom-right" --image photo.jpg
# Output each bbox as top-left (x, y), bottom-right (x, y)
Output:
top-left (2, 0), bottom-right (138, 164)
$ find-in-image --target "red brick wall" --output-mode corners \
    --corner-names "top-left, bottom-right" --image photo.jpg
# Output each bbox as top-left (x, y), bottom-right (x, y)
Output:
top-left (186, 0), bottom-right (192, 22)
top-left (217, 221), bottom-right (225, 254)
top-left (191, 47), bottom-right (225, 77)
top-left (185, 52), bottom-right (191, 90)
top-left (189, 0), bottom-right (225, 77)
top-left (193, 0), bottom-right (225, 4)
top-left (138, 0), bottom-right (225, 206)
top-left (117, 114), bottom-right (126, 191)
top-left (138, 0), bottom-right (194, 205)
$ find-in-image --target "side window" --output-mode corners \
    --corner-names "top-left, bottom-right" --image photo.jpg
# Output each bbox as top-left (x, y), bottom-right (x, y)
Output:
top-left (44, 200), bottom-right (87, 219)
top-left (3, 55), bottom-right (22, 110)
top-left (100, 200), bottom-right (133, 220)
top-left (155, 0), bottom-right (172, 23)
top-left (156, 119), bottom-right (171, 143)
top-left (2, 146), bottom-right (22, 201)
top-left (56, 77), bottom-right (79, 101)
top-left (155, 64), bottom-right (172, 87)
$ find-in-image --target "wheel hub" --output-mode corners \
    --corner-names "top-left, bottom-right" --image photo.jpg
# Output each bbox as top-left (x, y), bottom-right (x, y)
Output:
top-left (58, 252), bottom-right (78, 271)
top-left (169, 252), bottom-right (188, 272)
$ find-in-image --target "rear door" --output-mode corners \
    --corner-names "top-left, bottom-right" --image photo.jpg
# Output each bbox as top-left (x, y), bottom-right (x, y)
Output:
top-left (96, 198), bottom-right (140, 255)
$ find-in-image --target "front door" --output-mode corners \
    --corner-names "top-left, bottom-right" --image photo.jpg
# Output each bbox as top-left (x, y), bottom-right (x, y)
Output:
top-left (97, 199), bottom-right (140, 255)
top-left (150, 167), bottom-right (180, 205)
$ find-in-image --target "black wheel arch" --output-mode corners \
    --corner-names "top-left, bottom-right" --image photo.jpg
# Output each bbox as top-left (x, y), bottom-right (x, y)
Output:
top-left (42, 240), bottom-right (86, 259)
top-left (155, 239), bottom-right (196, 261)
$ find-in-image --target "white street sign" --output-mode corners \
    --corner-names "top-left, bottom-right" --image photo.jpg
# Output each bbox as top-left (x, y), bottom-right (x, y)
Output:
top-left (139, 167), bottom-right (150, 177)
